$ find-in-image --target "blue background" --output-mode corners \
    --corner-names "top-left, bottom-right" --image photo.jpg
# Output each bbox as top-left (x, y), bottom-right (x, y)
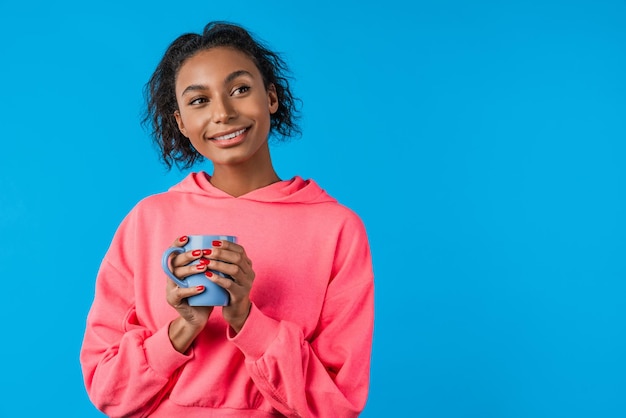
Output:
top-left (0, 0), bottom-right (624, 417)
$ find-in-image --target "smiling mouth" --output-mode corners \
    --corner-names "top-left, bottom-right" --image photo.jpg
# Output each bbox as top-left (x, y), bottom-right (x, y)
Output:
top-left (212, 128), bottom-right (248, 141)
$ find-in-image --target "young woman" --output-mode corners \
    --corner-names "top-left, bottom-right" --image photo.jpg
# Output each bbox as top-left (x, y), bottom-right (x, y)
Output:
top-left (80, 21), bottom-right (374, 418)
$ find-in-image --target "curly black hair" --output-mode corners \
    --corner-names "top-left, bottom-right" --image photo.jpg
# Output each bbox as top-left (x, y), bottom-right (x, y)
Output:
top-left (142, 21), bottom-right (301, 170)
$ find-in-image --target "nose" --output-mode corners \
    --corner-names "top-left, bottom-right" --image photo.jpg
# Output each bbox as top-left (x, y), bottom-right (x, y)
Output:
top-left (210, 94), bottom-right (237, 123)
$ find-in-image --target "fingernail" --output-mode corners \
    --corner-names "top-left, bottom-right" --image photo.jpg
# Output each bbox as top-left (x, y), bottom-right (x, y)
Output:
top-left (203, 249), bottom-right (212, 255)
top-left (179, 236), bottom-right (188, 242)
top-left (198, 258), bottom-right (210, 265)
top-left (196, 285), bottom-right (205, 291)
top-left (196, 264), bottom-right (205, 270)
top-left (212, 240), bottom-right (222, 247)
top-left (192, 249), bottom-right (202, 256)
top-left (205, 271), bottom-right (213, 278)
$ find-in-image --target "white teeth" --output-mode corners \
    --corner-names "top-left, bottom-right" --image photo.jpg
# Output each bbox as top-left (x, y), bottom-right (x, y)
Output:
top-left (214, 128), bottom-right (246, 141)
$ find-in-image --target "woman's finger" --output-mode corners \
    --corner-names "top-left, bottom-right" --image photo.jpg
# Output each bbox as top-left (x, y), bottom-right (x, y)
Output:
top-left (166, 278), bottom-right (207, 307)
top-left (172, 261), bottom-right (209, 280)
top-left (171, 248), bottom-right (213, 268)
top-left (170, 235), bottom-right (188, 248)
top-left (167, 235), bottom-right (212, 271)
top-left (203, 242), bottom-right (251, 271)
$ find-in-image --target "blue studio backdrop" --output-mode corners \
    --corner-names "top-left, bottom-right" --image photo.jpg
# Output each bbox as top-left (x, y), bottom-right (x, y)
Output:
top-left (0, 0), bottom-right (624, 417)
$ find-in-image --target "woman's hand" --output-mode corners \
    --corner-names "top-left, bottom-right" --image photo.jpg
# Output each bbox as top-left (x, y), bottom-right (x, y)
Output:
top-left (204, 239), bottom-right (255, 333)
top-left (165, 236), bottom-right (213, 352)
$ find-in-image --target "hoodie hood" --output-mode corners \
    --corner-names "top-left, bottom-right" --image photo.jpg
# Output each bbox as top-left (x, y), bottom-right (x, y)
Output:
top-left (169, 171), bottom-right (336, 205)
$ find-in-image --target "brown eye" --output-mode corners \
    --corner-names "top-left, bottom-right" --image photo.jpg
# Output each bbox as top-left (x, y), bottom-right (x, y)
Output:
top-left (189, 97), bottom-right (209, 105)
top-left (232, 86), bottom-right (250, 96)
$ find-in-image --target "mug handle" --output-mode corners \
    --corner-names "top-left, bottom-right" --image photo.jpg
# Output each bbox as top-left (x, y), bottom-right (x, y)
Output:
top-left (161, 247), bottom-right (188, 288)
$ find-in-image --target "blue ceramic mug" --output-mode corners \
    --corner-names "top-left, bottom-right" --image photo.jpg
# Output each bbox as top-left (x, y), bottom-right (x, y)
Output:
top-left (161, 235), bottom-right (237, 306)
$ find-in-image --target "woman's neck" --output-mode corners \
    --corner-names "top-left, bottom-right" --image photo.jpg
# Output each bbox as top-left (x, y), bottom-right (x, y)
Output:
top-left (209, 166), bottom-right (281, 197)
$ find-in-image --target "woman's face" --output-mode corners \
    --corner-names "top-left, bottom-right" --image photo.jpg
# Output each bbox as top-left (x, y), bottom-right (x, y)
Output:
top-left (174, 47), bottom-right (278, 169)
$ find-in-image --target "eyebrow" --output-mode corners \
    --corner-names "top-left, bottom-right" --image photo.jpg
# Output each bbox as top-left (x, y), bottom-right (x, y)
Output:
top-left (181, 70), bottom-right (255, 97)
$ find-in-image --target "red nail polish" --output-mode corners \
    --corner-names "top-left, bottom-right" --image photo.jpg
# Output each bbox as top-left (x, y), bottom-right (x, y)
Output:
top-left (196, 264), bottom-right (205, 270)
top-left (212, 240), bottom-right (222, 247)
top-left (196, 285), bottom-right (205, 291)
top-left (191, 249), bottom-right (202, 256)
top-left (199, 258), bottom-right (209, 265)
top-left (179, 236), bottom-right (188, 242)
top-left (203, 249), bottom-right (212, 255)
top-left (205, 271), bottom-right (213, 278)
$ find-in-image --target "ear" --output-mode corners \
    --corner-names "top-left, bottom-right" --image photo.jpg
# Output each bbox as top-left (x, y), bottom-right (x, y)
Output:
top-left (173, 110), bottom-right (188, 137)
top-left (267, 84), bottom-right (279, 114)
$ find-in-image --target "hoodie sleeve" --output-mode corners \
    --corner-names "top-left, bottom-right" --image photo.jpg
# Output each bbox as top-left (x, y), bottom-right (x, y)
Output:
top-left (80, 213), bottom-right (191, 418)
top-left (229, 213), bottom-right (375, 418)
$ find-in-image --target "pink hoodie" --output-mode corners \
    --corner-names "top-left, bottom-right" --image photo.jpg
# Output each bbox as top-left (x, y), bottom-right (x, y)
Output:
top-left (80, 172), bottom-right (374, 418)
